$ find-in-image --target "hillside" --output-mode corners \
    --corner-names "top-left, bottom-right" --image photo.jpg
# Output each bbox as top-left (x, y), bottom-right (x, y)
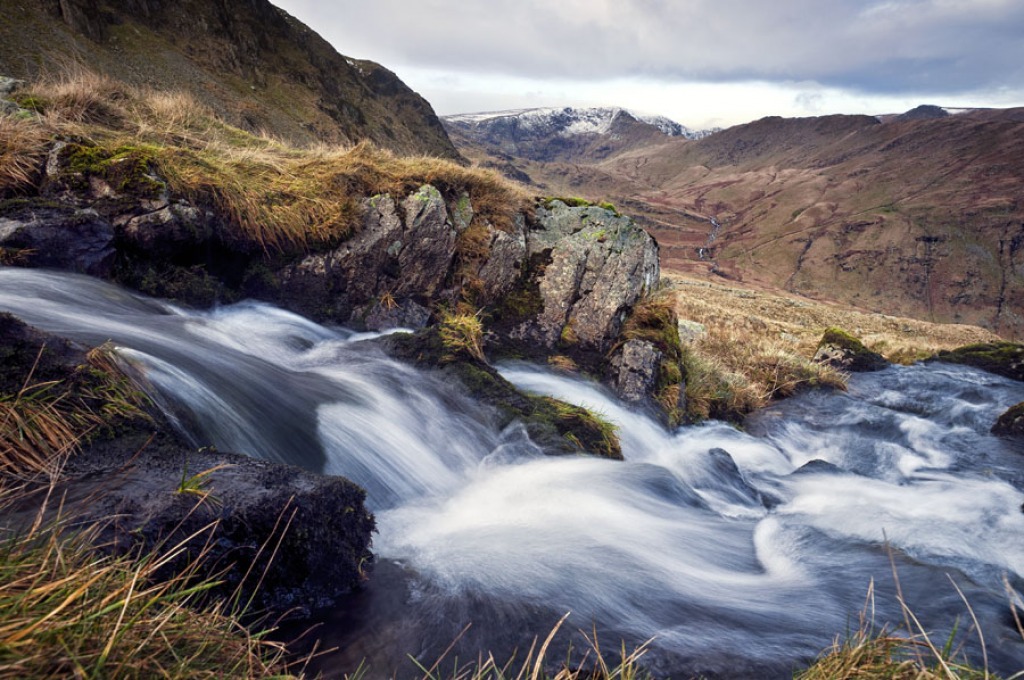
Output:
top-left (453, 107), bottom-right (1024, 339)
top-left (0, 0), bottom-right (460, 158)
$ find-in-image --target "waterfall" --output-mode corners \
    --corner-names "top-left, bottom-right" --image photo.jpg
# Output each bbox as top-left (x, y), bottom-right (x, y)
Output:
top-left (2, 267), bottom-right (1023, 678)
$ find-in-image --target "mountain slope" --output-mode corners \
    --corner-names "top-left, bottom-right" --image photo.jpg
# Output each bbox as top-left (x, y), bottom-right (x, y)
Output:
top-left (443, 107), bottom-right (711, 167)
top-left (451, 107), bottom-right (1024, 338)
top-left (0, 0), bottom-right (460, 158)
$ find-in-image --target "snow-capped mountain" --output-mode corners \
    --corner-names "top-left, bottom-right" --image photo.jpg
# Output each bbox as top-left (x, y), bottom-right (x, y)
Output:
top-left (444, 106), bottom-right (710, 140)
top-left (443, 107), bottom-right (716, 164)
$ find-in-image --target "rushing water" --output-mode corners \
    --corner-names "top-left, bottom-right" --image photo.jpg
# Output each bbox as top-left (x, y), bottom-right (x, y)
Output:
top-left (2, 267), bottom-right (1024, 678)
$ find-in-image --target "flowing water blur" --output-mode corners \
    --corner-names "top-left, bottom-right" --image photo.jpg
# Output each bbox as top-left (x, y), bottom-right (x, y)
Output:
top-left (2, 268), bottom-right (1024, 677)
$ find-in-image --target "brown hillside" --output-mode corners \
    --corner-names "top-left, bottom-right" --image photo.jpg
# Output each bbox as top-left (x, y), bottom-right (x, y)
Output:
top-left (458, 110), bottom-right (1024, 338)
top-left (0, 0), bottom-right (461, 159)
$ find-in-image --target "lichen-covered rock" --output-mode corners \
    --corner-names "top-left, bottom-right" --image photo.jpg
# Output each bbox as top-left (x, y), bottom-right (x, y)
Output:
top-left (992, 402), bottom-right (1024, 436)
top-left (610, 339), bottom-right (662, 404)
top-left (814, 327), bottom-right (888, 372)
top-left (506, 200), bottom-right (659, 353)
top-left (933, 342), bottom-right (1024, 382)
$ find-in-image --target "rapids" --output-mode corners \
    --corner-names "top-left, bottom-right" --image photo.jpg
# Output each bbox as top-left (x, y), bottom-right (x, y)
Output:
top-left (2, 267), bottom-right (1023, 678)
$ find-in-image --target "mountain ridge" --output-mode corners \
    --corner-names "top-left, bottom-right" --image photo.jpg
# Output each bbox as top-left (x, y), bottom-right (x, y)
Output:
top-left (0, 0), bottom-right (461, 158)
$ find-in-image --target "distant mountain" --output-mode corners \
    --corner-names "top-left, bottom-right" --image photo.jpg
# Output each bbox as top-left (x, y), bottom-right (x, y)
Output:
top-left (0, 0), bottom-right (461, 158)
top-left (443, 107), bottom-right (716, 165)
top-left (447, 104), bottom-right (1024, 338)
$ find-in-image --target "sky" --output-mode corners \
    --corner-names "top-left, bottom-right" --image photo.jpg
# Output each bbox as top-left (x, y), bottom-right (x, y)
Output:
top-left (272, 0), bottom-right (1024, 130)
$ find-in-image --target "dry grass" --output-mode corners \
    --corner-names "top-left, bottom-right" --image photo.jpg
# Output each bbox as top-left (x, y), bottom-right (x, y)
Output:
top-left (666, 273), bottom-right (1001, 419)
top-left (399, 615), bottom-right (653, 680)
top-left (439, 307), bottom-right (487, 363)
top-left (1, 70), bottom-right (529, 251)
top-left (0, 489), bottom-right (294, 679)
top-left (0, 346), bottom-right (148, 485)
top-left (0, 116), bottom-right (48, 194)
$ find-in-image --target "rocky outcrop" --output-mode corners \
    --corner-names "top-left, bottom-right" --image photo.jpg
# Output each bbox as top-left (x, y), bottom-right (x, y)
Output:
top-left (609, 339), bottom-right (663, 404)
top-left (814, 327), bottom-right (889, 372)
top-left (1, 316), bottom-right (374, 617)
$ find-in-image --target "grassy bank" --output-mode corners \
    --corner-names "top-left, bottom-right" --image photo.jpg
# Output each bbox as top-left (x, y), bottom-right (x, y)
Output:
top-left (667, 273), bottom-right (1002, 419)
top-left (1, 70), bottom-right (529, 252)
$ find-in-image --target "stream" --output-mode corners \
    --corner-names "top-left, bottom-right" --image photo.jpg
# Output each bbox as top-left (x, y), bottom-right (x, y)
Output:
top-left (1, 267), bottom-right (1023, 678)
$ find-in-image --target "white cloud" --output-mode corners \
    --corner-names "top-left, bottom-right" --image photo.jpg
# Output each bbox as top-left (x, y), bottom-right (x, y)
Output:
top-left (272, 0), bottom-right (1024, 125)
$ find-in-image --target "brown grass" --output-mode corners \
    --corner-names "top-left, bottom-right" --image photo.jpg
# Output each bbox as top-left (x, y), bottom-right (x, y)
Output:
top-left (0, 116), bottom-right (48, 195)
top-left (0, 489), bottom-right (295, 679)
top-left (665, 273), bottom-right (999, 419)
top-left (2, 70), bottom-right (529, 252)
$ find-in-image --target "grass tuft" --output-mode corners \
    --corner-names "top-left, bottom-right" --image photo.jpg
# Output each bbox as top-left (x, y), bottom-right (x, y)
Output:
top-left (0, 489), bottom-right (294, 679)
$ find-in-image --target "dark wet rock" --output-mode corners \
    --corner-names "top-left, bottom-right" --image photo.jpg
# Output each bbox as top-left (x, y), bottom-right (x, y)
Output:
top-left (1, 317), bottom-right (375, 618)
top-left (610, 339), bottom-right (662, 404)
top-left (933, 342), bottom-right (1024, 382)
top-left (793, 459), bottom-right (845, 475)
top-left (993, 402), bottom-right (1024, 437)
top-left (61, 436), bottom-right (374, 618)
top-left (814, 327), bottom-right (888, 372)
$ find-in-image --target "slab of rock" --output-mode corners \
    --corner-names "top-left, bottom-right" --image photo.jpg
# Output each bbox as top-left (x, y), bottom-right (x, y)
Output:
top-left (814, 327), bottom-right (888, 372)
top-left (993, 402), bottom-right (1024, 437)
top-left (610, 339), bottom-right (662, 404)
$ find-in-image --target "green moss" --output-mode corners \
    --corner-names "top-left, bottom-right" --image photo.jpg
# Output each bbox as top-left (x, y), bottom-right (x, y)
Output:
top-left (817, 327), bottom-right (888, 372)
top-left (489, 250), bottom-right (551, 329)
top-left (559, 319), bottom-right (579, 348)
top-left (545, 196), bottom-right (592, 209)
top-left (934, 342), bottom-right (1024, 381)
top-left (597, 201), bottom-right (620, 217)
top-left (62, 143), bottom-right (166, 199)
top-left (532, 396), bottom-right (622, 460)
top-left (12, 94), bottom-right (47, 113)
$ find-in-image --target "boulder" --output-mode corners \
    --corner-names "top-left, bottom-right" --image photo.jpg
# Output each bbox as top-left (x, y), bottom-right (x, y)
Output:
top-left (992, 402), bottom-right (1024, 437)
top-left (814, 327), bottom-right (888, 372)
top-left (505, 200), bottom-right (659, 353)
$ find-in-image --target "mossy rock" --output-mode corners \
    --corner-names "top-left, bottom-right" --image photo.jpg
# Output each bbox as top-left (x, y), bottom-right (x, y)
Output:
top-left (992, 402), bottom-right (1024, 437)
top-left (933, 342), bottom-right (1024, 382)
top-left (814, 327), bottom-right (888, 372)
top-left (380, 328), bottom-right (622, 459)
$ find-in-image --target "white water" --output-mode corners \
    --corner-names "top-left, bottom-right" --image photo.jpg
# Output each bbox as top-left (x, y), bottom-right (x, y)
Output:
top-left (2, 268), bottom-right (1024, 677)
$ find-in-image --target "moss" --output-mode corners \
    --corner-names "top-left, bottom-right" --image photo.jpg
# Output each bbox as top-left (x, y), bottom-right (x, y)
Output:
top-left (933, 342), bottom-right (1024, 382)
top-left (138, 264), bottom-right (224, 307)
top-left (532, 396), bottom-right (622, 460)
top-left (545, 196), bottom-right (592, 209)
top-left (559, 319), bottom-right (579, 348)
top-left (489, 250), bottom-right (551, 330)
top-left (816, 327), bottom-right (888, 372)
top-left (62, 143), bottom-right (166, 199)
top-left (597, 201), bottom-right (620, 217)
top-left (12, 94), bottom-right (47, 113)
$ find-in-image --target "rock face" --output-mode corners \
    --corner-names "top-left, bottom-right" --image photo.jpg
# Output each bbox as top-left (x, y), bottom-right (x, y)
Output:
top-left (609, 339), bottom-right (663, 404)
top-left (504, 200), bottom-right (660, 354)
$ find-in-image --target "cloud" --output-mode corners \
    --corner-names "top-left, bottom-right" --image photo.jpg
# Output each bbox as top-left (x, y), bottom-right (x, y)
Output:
top-left (273, 0), bottom-right (1024, 96)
